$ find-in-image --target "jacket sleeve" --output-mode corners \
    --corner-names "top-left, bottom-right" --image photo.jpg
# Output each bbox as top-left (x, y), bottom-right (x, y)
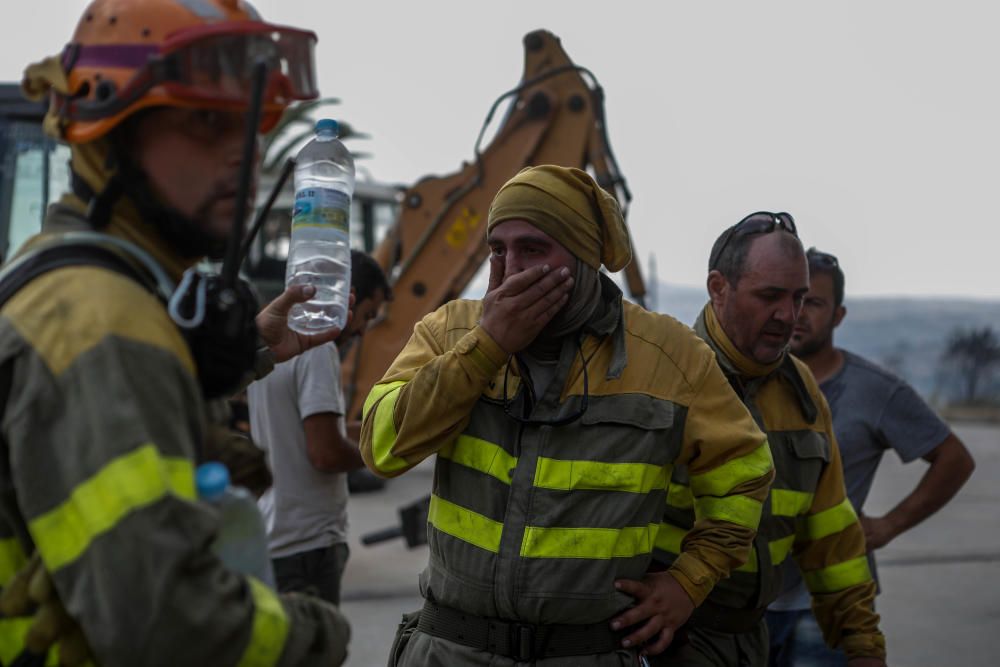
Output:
top-left (360, 307), bottom-right (508, 477)
top-left (2, 269), bottom-right (348, 667)
top-left (668, 358), bottom-right (775, 606)
top-left (794, 398), bottom-right (885, 661)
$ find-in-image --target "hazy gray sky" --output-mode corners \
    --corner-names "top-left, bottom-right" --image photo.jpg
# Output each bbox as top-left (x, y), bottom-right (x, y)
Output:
top-left (4, 0), bottom-right (999, 298)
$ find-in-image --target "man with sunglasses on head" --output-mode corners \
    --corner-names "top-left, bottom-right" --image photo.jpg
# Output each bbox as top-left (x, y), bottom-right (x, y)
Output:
top-left (0, 1), bottom-right (353, 664)
top-left (362, 165), bottom-right (775, 666)
top-left (650, 214), bottom-right (886, 667)
top-left (766, 248), bottom-right (974, 667)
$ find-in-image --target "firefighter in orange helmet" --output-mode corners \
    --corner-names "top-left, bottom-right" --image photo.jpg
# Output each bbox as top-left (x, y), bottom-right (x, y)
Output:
top-left (0, 1), bottom-right (352, 664)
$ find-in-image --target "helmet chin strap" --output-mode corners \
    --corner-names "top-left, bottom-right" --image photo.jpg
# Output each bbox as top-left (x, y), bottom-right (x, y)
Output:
top-left (118, 168), bottom-right (225, 260)
top-left (70, 145), bottom-right (221, 260)
top-left (119, 132), bottom-right (222, 259)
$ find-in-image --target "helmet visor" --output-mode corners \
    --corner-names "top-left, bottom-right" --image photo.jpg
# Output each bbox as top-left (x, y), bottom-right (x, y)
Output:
top-left (164, 23), bottom-right (319, 105)
top-left (64, 22), bottom-right (318, 123)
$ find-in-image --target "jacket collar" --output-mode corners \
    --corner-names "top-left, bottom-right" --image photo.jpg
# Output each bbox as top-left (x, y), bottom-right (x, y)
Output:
top-left (695, 303), bottom-right (783, 380)
top-left (49, 194), bottom-right (197, 281)
top-left (585, 273), bottom-right (627, 380)
top-left (694, 303), bottom-right (818, 424)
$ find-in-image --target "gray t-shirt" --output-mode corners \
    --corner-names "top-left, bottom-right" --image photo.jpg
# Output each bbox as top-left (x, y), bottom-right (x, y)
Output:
top-left (769, 349), bottom-right (951, 611)
top-left (247, 342), bottom-right (349, 559)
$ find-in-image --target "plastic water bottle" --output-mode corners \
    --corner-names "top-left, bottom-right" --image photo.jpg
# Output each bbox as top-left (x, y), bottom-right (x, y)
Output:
top-left (196, 462), bottom-right (276, 588)
top-left (286, 118), bottom-right (355, 333)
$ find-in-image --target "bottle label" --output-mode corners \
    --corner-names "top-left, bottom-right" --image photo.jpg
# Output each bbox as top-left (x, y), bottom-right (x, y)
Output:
top-left (292, 188), bottom-right (350, 233)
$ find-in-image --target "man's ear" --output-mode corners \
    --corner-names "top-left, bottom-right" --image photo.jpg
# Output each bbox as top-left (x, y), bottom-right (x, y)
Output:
top-left (833, 305), bottom-right (847, 328)
top-left (707, 270), bottom-right (729, 307)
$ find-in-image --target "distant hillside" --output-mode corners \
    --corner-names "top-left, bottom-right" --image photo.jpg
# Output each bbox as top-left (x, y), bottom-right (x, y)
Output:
top-left (652, 283), bottom-right (1000, 402)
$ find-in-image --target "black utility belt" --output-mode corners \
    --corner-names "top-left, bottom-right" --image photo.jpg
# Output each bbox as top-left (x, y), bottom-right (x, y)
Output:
top-left (688, 599), bottom-right (766, 634)
top-left (417, 601), bottom-right (626, 661)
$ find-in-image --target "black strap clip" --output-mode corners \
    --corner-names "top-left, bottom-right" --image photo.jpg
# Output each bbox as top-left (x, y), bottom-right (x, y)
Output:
top-left (512, 622), bottom-right (537, 662)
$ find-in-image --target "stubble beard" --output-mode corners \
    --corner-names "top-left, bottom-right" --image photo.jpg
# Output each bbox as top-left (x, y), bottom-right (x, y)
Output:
top-left (792, 317), bottom-right (836, 359)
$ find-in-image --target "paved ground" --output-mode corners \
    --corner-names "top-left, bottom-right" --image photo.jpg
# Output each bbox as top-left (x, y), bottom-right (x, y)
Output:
top-left (866, 422), bottom-right (1000, 667)
top-left (338, 422), bottom-right (1000, 666)
top-left (339, 460), bottom-right (430, 667)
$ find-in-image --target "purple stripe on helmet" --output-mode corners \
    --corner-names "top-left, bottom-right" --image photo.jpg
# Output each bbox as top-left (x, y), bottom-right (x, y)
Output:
top-left (75, 44), bottom-right (159, 69)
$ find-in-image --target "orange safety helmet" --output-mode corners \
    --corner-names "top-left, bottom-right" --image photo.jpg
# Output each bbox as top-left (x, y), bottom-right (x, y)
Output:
top-left (52, 0), bottom-right (318, 143)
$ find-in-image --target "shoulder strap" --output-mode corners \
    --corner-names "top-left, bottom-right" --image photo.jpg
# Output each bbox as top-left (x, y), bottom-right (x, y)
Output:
top-left (0, 230), bottom-right (179, 314)
top-left (0, 243), bottom-right (152, 311)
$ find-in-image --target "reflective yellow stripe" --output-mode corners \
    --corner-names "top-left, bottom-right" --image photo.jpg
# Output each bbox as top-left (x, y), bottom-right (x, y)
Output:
top-left (733, 536), bottom-right (795, 574)
top-left (428, 494), bottom-right (503, 553)
top-left (666, 482), bottom-right (693, 509)
top-left (694, 495), bottom-right (763, 530)
top-left (735, 546), bottom-right (758, 572)
top-left (0, 618), bottom-right (58, 666)
top-left (364, 381), bottom-right (409, 474)
top-left (803, 555), bottom-right (872, 593)
top-left (29, 444), bottom-right (195, 572)
top-left (657, 521), bottom-right (761, 572)
top-left (769, 534), bottom-right (796, 565)
top-left (771, 488), bottom-right (814, 517)
top-left (441, 441), bottom-right (671, 494)
top-left (727, 535), bottom-right (796, 574)
top-left (521, 524), bottom-right (658, 559)
top-left (654, 522), bottom-right (686, 555)
top-left (363, 379), bottom-right (405, 417)
top-left (235, 578), bottom-right (290, 667)
top-left (440, 435), bottom-right (517, 485)
top-left (0, 537), bottom-right (27, 584)
top-left (0, 617), bottom-right (30, 665)
top-left (658, 523), bottom-right (761, 572)
top-left (535, 459), bottom-right (668, 494)
top-left (689, 442), bottom-right (773, 496)
top-left (802, 498), bottom-right (858, 541)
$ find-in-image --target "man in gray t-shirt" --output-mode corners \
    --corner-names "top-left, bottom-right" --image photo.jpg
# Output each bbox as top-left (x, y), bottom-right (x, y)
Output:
top-left (766, 248), bottom-right (976, 666)
top-left (248, 251), bottom-right (390, 605)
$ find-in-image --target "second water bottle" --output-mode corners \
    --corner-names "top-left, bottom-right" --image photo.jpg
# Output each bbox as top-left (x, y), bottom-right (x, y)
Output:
top-left (197, 462), bottom-right (276, 588)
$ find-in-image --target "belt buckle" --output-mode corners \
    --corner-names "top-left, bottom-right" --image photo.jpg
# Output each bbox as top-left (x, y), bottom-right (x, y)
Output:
top-left (511, 623), bottom-right (536, 662)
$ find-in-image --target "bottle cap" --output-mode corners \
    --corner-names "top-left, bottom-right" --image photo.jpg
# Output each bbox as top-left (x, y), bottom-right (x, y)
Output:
top-left (315, 118), bottom-right (339, 137)
top-left (196, 462), bottom-right (230, 500)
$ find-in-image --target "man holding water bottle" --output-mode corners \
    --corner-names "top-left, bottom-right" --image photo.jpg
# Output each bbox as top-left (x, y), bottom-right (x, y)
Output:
top-left (0, 1), bottom-right (354, 664)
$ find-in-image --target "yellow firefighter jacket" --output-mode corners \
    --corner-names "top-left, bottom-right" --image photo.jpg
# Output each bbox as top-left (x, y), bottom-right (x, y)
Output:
top-left (0, 200), bottom-right (349, 665)
top-left (653, 305), bottom-right (885, 660)
top-left (362, 277), bottom-right (775, 625)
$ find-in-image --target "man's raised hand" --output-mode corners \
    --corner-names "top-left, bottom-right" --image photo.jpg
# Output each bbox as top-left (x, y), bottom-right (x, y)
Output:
top-left (479, 256), bottom-right (574, 354)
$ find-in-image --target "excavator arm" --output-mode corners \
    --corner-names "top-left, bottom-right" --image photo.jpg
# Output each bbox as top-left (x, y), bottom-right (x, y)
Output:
top-left (344, 29), bottom-right (645, 419)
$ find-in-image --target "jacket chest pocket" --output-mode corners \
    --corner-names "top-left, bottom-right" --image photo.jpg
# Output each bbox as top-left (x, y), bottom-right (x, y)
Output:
top-left (559, 395), bottom-right (682, 470)
top-left (773, 430), bottom-right (830, 494)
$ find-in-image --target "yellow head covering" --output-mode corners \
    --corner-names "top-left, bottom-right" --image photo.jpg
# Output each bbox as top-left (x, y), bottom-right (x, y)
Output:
top-left (22, 55), bottom-right (73, 140)
top-left (486, 165), bottom-right (632, 271)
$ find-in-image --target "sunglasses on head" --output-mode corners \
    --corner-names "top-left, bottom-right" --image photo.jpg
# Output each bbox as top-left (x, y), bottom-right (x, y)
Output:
top-left (807, 248), bottom-right (839, 269)
top-left (709, 211), bottom-right (798, 271)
